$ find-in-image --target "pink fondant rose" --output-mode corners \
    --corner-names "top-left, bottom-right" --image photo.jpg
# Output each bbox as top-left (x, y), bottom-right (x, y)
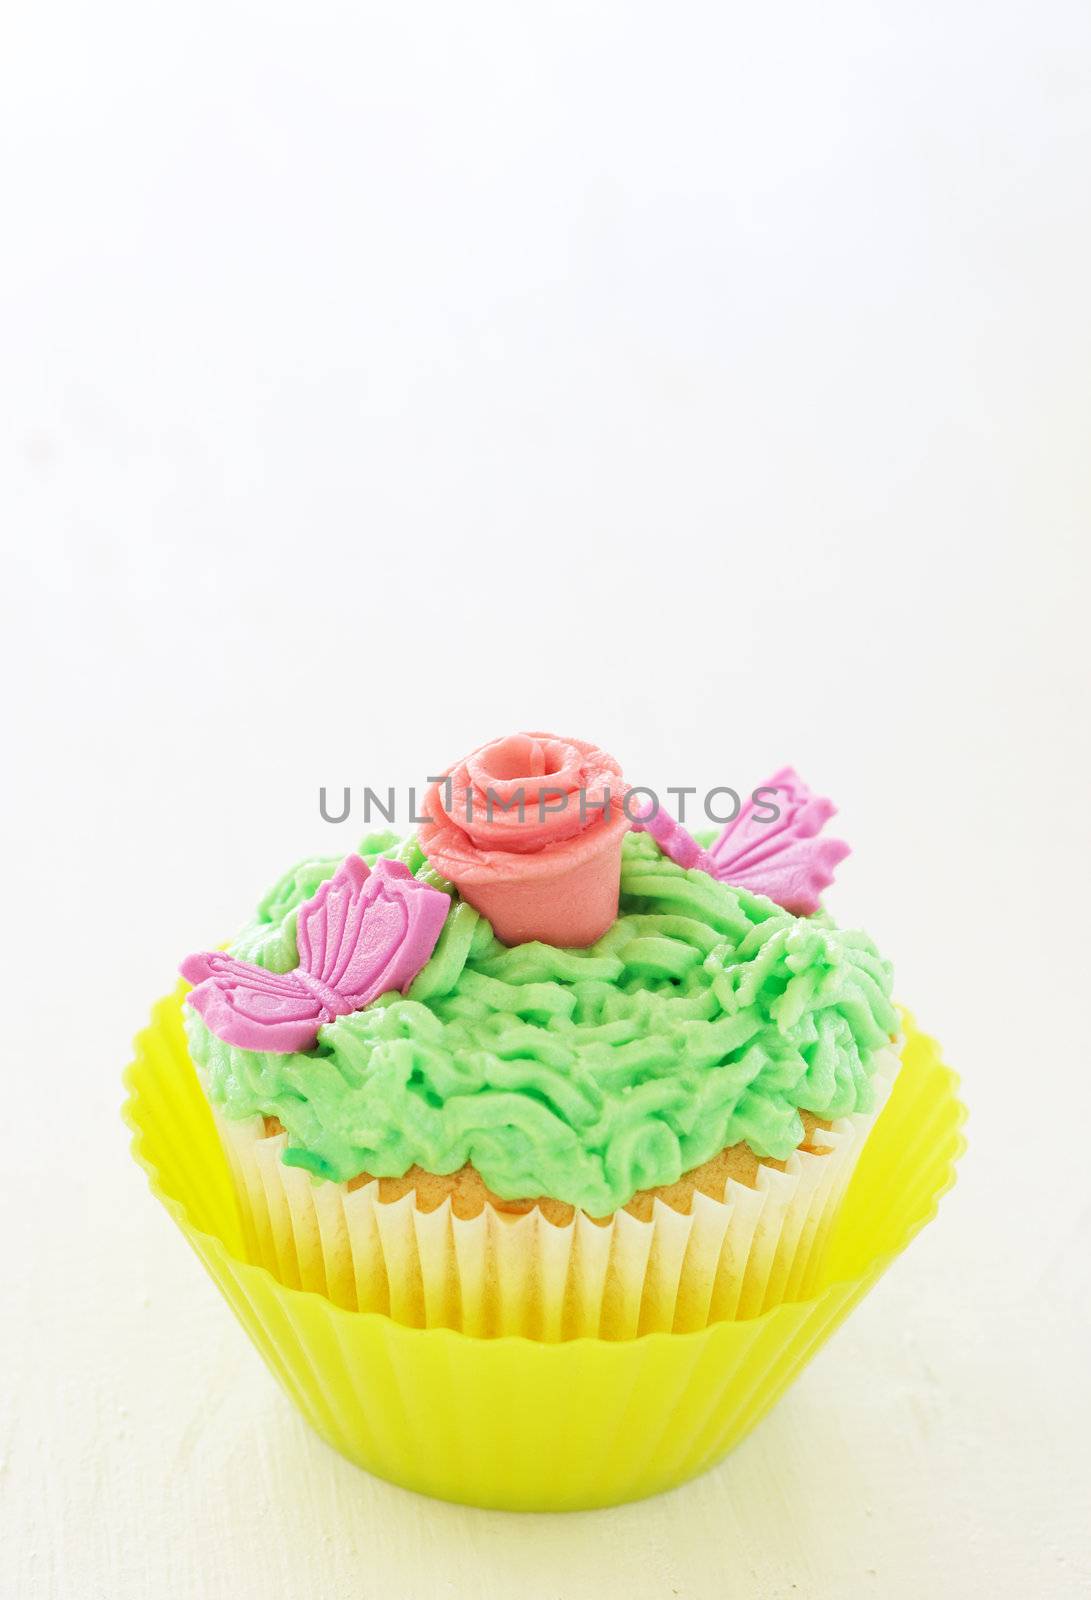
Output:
top-left (418, 732), bottom-right (629, 947)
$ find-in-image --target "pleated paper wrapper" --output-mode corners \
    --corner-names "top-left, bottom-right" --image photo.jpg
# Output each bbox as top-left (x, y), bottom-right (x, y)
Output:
top-left (125, 991), bottom-right (963, 1509)
top-left (208, 1045), bottom-right (900, 1340)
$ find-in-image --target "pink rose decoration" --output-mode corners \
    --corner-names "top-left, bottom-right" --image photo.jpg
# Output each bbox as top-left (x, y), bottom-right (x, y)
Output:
top-left (418, 732), bottom-right (629, 947)
top-left (632, 766), bottom-right (850, 916)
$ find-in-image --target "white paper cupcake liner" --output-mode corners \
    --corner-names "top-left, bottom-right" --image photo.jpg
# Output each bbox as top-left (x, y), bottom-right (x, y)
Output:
top-left (206, 1045), bottom-right (900, 1340)
top-left (129, 991), bottom-right (964, 1507)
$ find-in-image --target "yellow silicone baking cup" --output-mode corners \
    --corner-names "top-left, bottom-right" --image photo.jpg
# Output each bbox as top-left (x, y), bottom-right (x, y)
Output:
top-left (123, 988), bottom-right (965, 1510)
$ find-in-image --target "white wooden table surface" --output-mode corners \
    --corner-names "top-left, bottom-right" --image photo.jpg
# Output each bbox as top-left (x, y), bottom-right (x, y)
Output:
top-left (3, 1), bottom-right (1090, 1593)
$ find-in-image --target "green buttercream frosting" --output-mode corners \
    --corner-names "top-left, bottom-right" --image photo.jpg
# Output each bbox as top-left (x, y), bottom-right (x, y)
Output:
top-left (185, 831), bottom-right (898, 1215)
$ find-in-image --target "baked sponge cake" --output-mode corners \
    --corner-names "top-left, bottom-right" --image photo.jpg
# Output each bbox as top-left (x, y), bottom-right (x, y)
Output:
top-left (181, 732), bottom-right (899, 1339)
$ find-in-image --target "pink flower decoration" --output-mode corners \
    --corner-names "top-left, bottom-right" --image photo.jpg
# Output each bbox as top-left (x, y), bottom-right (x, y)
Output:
top-left (631, 767), bottom-right (850, 916)
top-left (181, 855), bottom-right (449, 1053)
top-left (418, 732), bottom-right (629, 947)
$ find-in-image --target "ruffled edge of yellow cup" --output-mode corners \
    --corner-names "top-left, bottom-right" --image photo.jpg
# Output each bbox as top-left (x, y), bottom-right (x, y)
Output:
top-left (122, 984), bottom-right (965, 1508)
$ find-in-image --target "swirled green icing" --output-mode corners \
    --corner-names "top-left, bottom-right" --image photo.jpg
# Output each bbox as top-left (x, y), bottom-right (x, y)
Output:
top-left (185, 831), bottom-right (898, 1214)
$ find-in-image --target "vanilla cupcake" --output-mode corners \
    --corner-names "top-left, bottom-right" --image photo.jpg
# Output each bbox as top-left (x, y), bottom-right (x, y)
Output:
top-left (180, 732), bottom-right (899, 1339)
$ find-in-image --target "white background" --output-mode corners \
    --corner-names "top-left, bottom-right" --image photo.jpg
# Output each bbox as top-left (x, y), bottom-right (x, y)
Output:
top-left (3, 2), bottom-right (1090, 1596)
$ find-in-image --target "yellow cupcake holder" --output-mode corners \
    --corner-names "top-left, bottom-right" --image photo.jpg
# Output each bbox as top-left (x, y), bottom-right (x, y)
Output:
top-left (124, 989), bottom-right (965, 1511)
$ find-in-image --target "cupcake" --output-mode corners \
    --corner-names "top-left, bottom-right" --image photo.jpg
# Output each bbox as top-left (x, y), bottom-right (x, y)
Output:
top-left (178, 731), bottom-right (902, 1340)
